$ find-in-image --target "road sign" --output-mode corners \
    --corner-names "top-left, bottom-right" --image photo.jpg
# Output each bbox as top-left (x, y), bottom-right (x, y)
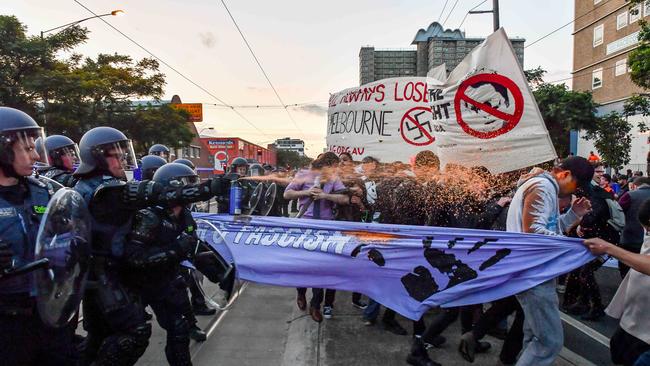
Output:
top-left (171, 103), bottom-right (203, 122)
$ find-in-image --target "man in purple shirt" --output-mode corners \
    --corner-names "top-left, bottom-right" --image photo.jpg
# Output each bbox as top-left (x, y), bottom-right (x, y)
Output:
top-left (284, 152), bottom-right (349, 322)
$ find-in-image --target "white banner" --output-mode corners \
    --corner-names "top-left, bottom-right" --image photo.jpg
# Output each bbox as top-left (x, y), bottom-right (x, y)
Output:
top-left (326, 77), bottom-right (438, 162)
top-left (429, 28), bottom-right (557, 173)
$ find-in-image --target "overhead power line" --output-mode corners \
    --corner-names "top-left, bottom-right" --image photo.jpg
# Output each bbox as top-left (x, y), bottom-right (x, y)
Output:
top-left (219, 0), bottom-right (307, 140)
top-left (525, 0), bottom-right (613, 49)
top-left (72, 0), bottom-right (272, 139)
top-left (437, 0), bottom-right (450, 23)
top-left (457, 0), bottom-right (488, 29)
top-left (441, 0), bottom-right (461, 27)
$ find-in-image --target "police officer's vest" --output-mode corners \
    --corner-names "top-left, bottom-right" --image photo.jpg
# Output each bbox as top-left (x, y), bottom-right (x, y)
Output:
top-left (75, 175), bottom-right (133, 260)
top-left (40, 167), bottom-right (77, 188)
top-left (0, 177), bottom-right (52, 295)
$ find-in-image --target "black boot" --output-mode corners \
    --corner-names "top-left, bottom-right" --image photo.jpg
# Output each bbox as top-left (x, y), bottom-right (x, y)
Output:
top-left (189, 325), bottom-right (207, 342)
top-left (193, 302), bottom-right (217, 316)
top-left (406, 338), bottom-right (441, 366)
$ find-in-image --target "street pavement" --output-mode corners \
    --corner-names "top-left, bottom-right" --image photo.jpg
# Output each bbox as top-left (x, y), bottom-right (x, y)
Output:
top-left (136, 268), bottom-right (621, 366)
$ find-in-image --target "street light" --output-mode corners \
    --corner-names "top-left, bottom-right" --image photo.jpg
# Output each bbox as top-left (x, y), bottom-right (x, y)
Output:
top-left (199, 127), bottom-right (216, 136)
top-left (40, 10), bottom-right (124, 38)
top-left (39, 10), bottom-right (124, 128)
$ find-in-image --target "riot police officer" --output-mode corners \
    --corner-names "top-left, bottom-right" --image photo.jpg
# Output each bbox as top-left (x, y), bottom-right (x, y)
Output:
top-left (35, 135), bottom-right (80, 187)
top-left (149, 144), bottom-right (171, 162)
top-left (141, 155), bottom-right (167, 181)
top-left (73, 127), bottom-right (229, 365)
top-left (227, 157), bottom-right (248, 178)
top-left (124, 163), bottom-right (206, 365)
top-left (248, 163), bottom-right (264, 177)
top-left (215, 157), bottom-right (249, 213)
top-left (173, 159), bottom-right (195, 170)
top-left (0, 107), bottom-right (77, 365)
top-left (74, 126), bottom-right (152, 365)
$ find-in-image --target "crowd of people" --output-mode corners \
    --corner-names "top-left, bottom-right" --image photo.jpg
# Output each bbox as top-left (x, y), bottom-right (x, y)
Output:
top-left (274, 150), bottom-right (650, 366)
top-left (2, 102), bottom-right (650, 366)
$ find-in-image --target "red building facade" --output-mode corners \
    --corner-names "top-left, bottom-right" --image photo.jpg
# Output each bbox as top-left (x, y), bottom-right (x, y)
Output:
top-left (199, 137), bottom-right (277, 175)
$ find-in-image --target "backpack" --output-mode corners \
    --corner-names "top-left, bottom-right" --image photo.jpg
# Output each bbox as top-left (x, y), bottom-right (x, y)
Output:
top-left (605, 198), bottom-right (625, 233)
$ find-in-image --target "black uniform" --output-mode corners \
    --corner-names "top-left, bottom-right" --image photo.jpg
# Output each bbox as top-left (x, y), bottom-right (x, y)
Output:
top-left (124, 206), bottom-right (198, 366)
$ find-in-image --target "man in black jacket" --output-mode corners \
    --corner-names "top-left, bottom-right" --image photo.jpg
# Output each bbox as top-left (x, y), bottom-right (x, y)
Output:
top-left (618, 176), bottom-right (650, 277)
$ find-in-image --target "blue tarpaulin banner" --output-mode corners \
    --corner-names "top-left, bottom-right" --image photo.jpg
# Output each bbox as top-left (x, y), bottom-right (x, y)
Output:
top-left (193, 213), bottom-right (594, 320)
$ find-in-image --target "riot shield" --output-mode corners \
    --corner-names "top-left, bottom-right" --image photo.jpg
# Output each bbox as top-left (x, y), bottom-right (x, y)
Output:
top-left (35, 175), bottom-right (65, 192)
top-left (244, 183), bottom-right (263, 215)
top-left (35, 188), bottom-right (91, 328)
top-left (258, 183), bottom-right (277, 216)
top-left (194, 219), bottom-right (243, 310)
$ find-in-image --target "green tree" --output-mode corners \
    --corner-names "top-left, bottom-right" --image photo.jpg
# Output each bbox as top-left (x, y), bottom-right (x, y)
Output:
top-left (276, 150), bottom-right (312, 169)
top-left (0, 15), bottom-right (193, 151)
top-left (529, 80), bottom-right (599, 157)
top-left (584, 113), bottom-right (633, 168)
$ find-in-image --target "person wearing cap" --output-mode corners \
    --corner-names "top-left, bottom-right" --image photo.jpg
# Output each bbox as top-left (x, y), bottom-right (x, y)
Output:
top-left (505, 156), bottom-right (593, 366)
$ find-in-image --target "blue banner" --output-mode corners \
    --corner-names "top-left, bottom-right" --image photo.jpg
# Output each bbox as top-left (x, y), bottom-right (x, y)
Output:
top-left (194, 213), bottom-right (595, 320)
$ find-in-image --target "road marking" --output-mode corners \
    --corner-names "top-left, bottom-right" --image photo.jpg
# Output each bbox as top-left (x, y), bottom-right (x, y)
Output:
top-left (190, 282), bottom-right (249, 360)
top-left (560, 312), bottom-right (610, 348)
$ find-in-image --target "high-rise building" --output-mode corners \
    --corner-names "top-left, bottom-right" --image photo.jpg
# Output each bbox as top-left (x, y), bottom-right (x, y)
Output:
top-left (273, 137), bottom-right (305, 156)
top-left (359, 22), bottom-right (525, 85)
top-left (572, 0), bottom-right (650, 171)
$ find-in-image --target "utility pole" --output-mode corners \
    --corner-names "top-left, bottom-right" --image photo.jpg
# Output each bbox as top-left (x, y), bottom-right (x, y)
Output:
top-left (492, 0), bottom-right (500, 31)
top-left (468, 0), bottom-right (500, 32)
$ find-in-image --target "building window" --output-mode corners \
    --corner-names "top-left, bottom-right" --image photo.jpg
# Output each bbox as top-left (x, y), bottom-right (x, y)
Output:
top-left (615, 59), bottom-right (627, 76)
top-left (593, 24), bottom-right (604, 46)
top-left (617, 12), bottom-right (628, 30)
top-left (630, 4), bottom-right (642, 23)
top-left (592, 68), bottom-right (603, 89)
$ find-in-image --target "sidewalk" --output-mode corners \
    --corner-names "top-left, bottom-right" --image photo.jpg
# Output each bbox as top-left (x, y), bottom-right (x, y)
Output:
top-left (138, 283), bottom-right (590, 366)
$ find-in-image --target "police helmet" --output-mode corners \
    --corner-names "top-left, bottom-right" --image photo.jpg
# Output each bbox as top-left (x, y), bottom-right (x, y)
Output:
top-left (140, 155), bottom-right (167, 181)
top-left (74, 126), bottom-right (137, 176)
top-left (229, 157), bottom-right (249, 175)
top-left (174, 158), bottom-right (196, 170)
top-left (0, 107), bottom-right (48, 177)
top-left (149, 144), bottom-right (170, 160)
top-left (42, 135), bottom-right (80, 171)
top-left (248, 163), bottom-right (264, 177)
top-left (152, 162), bottom-right (200, 188)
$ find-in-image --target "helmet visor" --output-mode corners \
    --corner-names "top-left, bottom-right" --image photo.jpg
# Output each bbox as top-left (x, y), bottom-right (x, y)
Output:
top-left (8, 128), bottom-right (49, 169)
top-left (169, 175), bottom-right (200, 187)
top-left (53, 144), bottom-right (81, 170)
top-left (98, 140), bottom-right (138, 172)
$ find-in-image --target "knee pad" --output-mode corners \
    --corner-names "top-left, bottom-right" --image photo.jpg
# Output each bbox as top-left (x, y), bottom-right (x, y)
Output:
top-left (94, 324), bottom-right (152, 365)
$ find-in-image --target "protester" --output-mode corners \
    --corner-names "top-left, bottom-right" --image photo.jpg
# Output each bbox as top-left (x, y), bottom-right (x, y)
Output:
top-left (588, 151), bottom-right (600, 163)
top-left (284, 152), bottom-right (349, 322)
top-left (601, 173), bottom-right (615, 198)
top-left (618, 177), bottom-right (650, 277)
top-left (505, 156), bottom-right (593, 366)
top-left (584, 198), bottom-right (650, 366)
top-left (562, 162), bottom-right (621, 321)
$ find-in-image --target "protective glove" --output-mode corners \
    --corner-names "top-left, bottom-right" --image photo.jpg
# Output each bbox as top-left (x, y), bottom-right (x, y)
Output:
top-left (172, 233), bottom-right (197, 258)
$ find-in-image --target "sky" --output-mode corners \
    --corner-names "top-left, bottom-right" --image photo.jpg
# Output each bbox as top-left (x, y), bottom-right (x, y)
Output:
top-left (5, 0), bottom-right (575, 157)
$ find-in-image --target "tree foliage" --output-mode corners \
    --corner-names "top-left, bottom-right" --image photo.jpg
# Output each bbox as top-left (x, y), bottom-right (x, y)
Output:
top-left (529, 76), bottom-right (599, 157)
top-left (584, 113), bottom-right (632, 168)
top-left (276, 150), bottom-right (312, 169)
top-left (0, 15), bottom-right (193, 155)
